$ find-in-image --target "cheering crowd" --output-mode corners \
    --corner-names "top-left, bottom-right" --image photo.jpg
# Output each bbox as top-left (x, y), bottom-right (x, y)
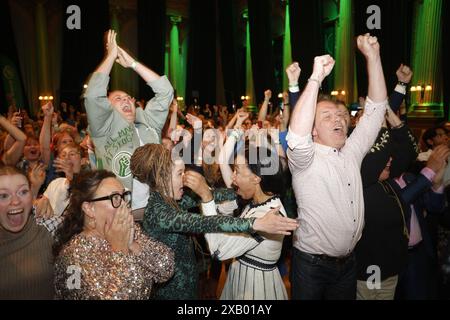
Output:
top-left (1, 30), bottom-right (449, 300)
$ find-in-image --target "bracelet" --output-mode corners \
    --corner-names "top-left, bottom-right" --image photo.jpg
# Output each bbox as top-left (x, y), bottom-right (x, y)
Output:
top-left (308, 78), bottom-right (322, 88)
top-left (283, 103), bottom-right (290, 106)
top-left (391, 122), bottom-right (405, 130)
top-left (288, 83), bottom-right (299, 88)
top-left (397, 81), bottom-right (408, 87)
top-left (130, 60), bottom-right (138, 70)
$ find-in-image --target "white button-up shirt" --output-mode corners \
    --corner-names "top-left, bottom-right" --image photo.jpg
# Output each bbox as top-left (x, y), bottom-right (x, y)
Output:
top-left (287, 98), bottom-right (388, 257)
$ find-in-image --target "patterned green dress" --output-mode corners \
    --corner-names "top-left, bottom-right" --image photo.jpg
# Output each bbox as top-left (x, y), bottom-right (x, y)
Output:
top-left (142, 189), bottom-right (254, 300)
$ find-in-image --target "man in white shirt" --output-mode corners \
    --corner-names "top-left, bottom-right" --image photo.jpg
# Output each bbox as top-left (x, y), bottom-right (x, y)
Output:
top-left (287, 34), bottom-right (389, 300)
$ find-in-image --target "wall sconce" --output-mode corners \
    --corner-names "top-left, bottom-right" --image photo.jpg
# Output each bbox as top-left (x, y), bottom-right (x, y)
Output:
top-left (410, 84), bottom-right (432, 103)
top-left (176, 96), bottom-right (184, 101)
top-left (331, 90), bottom-right (346, 97)
top-left (39, 95), bottom-right (54, 101)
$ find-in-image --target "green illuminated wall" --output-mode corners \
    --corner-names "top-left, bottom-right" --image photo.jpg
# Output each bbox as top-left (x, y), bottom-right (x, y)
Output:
top-left (282, 2), bottom-right (292, 91)
top-left (409, 0), bottom-right (443, 118)
top-left (169, 16), bottom-right (181, 96)
top-left (244, 13), bottom-right (255, 107)
top-left (333, 0), bottom-right (357, 103)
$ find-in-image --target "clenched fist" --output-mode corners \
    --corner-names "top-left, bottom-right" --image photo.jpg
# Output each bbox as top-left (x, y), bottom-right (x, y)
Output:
top-left (311, 55), bottom-right (335, 83)
top-left (357, 33), bottom-right (380, 60)
top-left (41, 102), bottom-right (54, 118)
top-left (286, 62), bottom-right (301, 85)
top-left (396, 64), bottom-right (413, 84)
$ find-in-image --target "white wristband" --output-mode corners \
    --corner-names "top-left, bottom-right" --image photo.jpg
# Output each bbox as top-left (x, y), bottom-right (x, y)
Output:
top-left (131, 60), bottom-right (138, 70)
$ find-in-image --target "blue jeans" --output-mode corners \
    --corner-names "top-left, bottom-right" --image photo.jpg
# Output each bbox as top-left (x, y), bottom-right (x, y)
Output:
top-left (291, 248), bottom-right (357, 300)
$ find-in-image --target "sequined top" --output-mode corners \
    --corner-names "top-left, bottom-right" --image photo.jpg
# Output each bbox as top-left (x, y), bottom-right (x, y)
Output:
top-left (143, 189), bottom-right (254, 300)
top-left (54, 224), bottom-right (174, 300)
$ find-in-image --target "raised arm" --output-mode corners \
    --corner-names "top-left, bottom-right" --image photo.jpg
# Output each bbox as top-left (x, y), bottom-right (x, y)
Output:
top-left (94, 30), bottom-right (117, 75)
top-left (289, 55), bottom-right (334, 137)
top-left (39, 102), bottom-right (53, 165)
top-left (185, 113), bottom-right (203, 167)
top-left (219, 132), bottom-right (239, 188)
top-left (83, 30), bottom-right (119, 137)
top-left (116, 46), bottom-right (161, 83)
top-left (0, 114), bottom-right (27, 166)
top-left (167, 99), bottom-right (178, 137)
top-left (361, 34), bottom-right (387, 103)
top-left (389, 64), bottom-right (412, 113)
top-left (280, 92), bottom-right (290, 131)
top-left (116, 45), bottom-right (173, 133)
top-left (225, 112), bottom-right (238, 130)
top-left (285, 62), bottom-right (301, 113)
top-left (345, 34), bottom-right (389, 161)
top-left (258, 90), bottom-right (272, 121)
top-left (219, 111), bottom-right (248, 187)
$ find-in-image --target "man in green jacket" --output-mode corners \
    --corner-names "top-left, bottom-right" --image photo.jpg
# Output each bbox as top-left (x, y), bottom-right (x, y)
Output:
top-left (84, 30), bottom-right (173, 218)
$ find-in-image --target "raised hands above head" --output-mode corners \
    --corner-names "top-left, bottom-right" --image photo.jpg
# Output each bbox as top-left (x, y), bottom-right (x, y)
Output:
top-left (311, 55), bottom-right (335, 84)
top-left (235, 109), bottom-right (250, 129)
top-left (286, 62), bottom-right (301, 84)
top-left (116, 46), bottom-right (137, 69)
top-left (104, 29), bottom-right (118, 60)
top-left (396, 64), bottom-right (413, 84)
top-left (186, 113), bottom-right (203, 130)
top-left (41, 102), bottom-right (54, 118)
top-left (357, 33), bottom-right (380, 61)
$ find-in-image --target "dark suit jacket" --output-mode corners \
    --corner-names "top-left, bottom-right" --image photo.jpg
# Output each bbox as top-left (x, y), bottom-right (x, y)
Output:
top-left (391, 172), bottom-right (446, 259)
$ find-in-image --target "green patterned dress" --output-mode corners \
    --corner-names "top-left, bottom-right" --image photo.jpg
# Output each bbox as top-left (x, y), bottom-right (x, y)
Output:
top-left (142, 189), bottom-right (253, 300)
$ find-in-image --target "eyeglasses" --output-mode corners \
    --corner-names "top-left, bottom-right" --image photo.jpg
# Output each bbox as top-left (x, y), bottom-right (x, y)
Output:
top-left (89, 191), bottom-right (132, 208)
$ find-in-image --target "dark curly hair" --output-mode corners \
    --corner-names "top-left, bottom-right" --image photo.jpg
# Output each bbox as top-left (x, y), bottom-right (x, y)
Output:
top-left (53, 170), bottom-right (116, 256)
top-left (232, 143), bottom-right (285, 216)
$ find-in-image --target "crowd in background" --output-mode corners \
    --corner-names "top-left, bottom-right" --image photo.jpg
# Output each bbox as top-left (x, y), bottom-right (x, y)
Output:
top-left (0, 30), bottom-right (449, 300)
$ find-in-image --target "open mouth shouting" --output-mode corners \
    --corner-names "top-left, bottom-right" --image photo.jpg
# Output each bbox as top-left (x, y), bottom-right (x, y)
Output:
top-left (333, 125), bottom-right (345, 136)
top-left (6, 208), bottom-right (26, 230)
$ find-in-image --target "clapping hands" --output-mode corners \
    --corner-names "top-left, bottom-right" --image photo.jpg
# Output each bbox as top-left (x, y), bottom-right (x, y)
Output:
top-left (105, 30), bottom-right (118, 59)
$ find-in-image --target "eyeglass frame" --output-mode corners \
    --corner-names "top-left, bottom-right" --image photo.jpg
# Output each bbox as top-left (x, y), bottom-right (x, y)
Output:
top-left (88, 190), bottom-right (132, 208)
